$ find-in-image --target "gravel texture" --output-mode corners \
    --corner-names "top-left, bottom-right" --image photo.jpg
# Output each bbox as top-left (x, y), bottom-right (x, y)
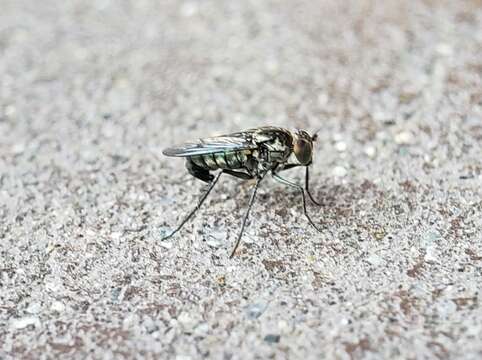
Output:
top-left (1, 0), bottom-right (482, 359)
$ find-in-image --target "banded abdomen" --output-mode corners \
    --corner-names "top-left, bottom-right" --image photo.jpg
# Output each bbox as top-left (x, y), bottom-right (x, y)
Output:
top-left (188, 150), bottom-right (250, 171)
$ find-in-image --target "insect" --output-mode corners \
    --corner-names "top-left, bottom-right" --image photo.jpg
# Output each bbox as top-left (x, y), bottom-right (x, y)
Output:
top-left (161, 126), bottom-right (323, 257)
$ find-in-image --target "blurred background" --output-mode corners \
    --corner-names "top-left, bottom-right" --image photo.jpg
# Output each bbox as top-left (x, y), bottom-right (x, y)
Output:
top-left (2, 1), bottom-right (480, 161)
top-left (1, 0), bottom-right (481, 358)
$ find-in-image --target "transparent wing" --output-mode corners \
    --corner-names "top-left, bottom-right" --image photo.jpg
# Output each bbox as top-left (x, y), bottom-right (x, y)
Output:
top-left (162, 135), bottom-right (256, 157)
top-left (162, 127), bottom-right (290, 157)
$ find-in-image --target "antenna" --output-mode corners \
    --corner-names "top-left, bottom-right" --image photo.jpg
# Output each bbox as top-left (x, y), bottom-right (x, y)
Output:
top-left (311, 127), bottom-right (322, 141)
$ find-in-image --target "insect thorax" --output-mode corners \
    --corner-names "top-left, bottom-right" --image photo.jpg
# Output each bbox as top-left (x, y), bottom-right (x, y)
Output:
top-left (261, 136), bottom-right (291, 162)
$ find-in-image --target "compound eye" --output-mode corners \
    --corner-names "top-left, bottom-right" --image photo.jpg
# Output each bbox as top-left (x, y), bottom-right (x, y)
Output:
top-left (294, 139), bottom-right (312, 165)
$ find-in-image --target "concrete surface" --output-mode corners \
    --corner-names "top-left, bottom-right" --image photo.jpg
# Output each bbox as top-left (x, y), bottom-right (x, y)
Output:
top-left (1, 0), bottom-right (482, 359)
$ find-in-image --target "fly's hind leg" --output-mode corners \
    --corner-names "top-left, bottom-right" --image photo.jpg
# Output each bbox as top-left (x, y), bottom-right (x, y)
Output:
top-left (161, 169), bottom-right (222, 241)
top-left (229, 173), bottom-right (265, 258)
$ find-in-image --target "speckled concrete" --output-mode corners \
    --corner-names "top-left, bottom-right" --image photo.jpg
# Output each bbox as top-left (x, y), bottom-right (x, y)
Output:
top-left (1, 0), bottom-right (481, 359)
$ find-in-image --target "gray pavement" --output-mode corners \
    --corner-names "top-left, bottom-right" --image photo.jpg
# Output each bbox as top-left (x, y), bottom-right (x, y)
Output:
top-left (1, 0), bottom-right (482, 359)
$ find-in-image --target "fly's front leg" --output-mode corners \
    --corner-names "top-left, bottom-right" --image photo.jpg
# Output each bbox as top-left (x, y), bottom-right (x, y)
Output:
top-left (276, 164), bottom-right (322, 206)
top-left (272, 172), bottom-right (322, 233)
top-left (161, 171), bottom-right (222, 241)
top-left (229, 173), bottom-right (265, 258)
top-left (305, 166), bottom-right (323, 206)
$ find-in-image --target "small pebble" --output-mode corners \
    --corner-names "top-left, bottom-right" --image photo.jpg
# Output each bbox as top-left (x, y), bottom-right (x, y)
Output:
top-left (264, 334), bottom-right (281, 343)
top-left (335, 141), bottom-right (347, 152)
top-left (144, 318), bottom-right (159, 334)
top-left (216, 275), bottom-right (226, 286)
top-left (12, 143), bottom-right (25, 155)
top-left (420, 231), bottom-right (441, 247)
top-left (394, 131), bottom-right (414, 145)
top-left (26, 302), bottom-right (42, 314)
top-left (245, 303), bottom-right (267, 320)
top-left (206, 238), bottom-right (223, 248)
top-left (178, 312), bottom-right (197, 331)
top-left (4, 105), bottom-right (16, 117)
top-left (317, 93), bottom-right (329, 106)
top-left (180, 2), bottom-right (198, 17)
top-left (176, 356), bottom-right (193, 360)
top-left (332, 166), bottom-right (347, 177)
top-left (111, 287), bottom-right (122, 302)
top-left (436, 300), bottom-right (457, 317)
top-left (11, 316), bottom-right (40, 330)
top-left (364, 146), bottom-right (376, 158)
top-left (373, 110), bottom-right (392, 122)
top-left (366, 254), bottom-right (386, 267)
top-left (424, 245), bottom-right (439, 263)
top-left (278, 320), bottom-right (290, 333)
top-left (194, 322), bottom-right (209, 335)
top-left (51, 301), bottom-right (65, 313)
top-left (435, 43), bottom-right (453, 57)
top-left (111, 231), bottom-right (122, 241)
top-left (265, 60), bottom-right (280, 75)
top-left (205, 230), bottom-right (224, 248)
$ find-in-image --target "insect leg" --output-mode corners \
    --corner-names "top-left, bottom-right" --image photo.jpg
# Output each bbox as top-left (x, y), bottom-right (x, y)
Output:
top-left (229, 175), bottom-right (264, 258)
top-left (161, 171), bottom-right (222, 241)
top-left (280, 164), bottom-right (300, 171)
top-left (222, 169), bottom-right (254, 180)
top-left (272, 172), bottom-right (323, 233)
top-left (305, 166), bottom-right (323, 206)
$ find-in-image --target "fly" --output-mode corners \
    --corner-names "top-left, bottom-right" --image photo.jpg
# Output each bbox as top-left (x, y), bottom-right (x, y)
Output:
top-left (161, 126), bottom-right (323, 257)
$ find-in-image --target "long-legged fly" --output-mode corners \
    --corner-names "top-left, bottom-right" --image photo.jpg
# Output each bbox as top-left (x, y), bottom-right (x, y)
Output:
top-left (161, 126), bottom-right (323, 257)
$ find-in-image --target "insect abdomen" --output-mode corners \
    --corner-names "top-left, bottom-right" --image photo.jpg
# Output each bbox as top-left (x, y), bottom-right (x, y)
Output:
top-left (190, 151), bottom-right (249, 170)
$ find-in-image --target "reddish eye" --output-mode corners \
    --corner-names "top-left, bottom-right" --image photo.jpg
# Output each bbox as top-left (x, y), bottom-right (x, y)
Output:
top-left (294, 140), bottom-right (312, 165)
